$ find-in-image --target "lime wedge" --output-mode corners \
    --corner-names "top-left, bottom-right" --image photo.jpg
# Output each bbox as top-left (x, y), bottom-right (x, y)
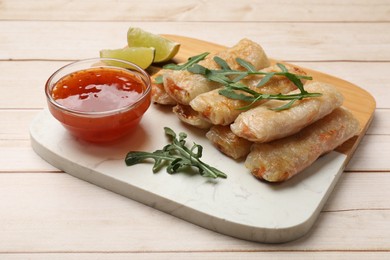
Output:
top-left (127, 27), bottom-right (180, 63)
top-left (99, 46), bottom-right (155, 69)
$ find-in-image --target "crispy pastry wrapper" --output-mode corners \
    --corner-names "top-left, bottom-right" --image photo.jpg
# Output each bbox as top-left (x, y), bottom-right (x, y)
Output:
top-left (189, 64), bottom-right (306, 125)
top-left (150, 68), bottom-right (177, 105)
top-left (245, 107), bottom-right (360, 182)
top-left (231, 81), bottom-right (344, 142)
top-left (206, 125), bottom-right (252, 159)
top-left (151, 82), bottom-right (177, 105)
top-left (172, 104), bottom-right (212, 129)
top-left (163, 38), bottom-right (270, 105)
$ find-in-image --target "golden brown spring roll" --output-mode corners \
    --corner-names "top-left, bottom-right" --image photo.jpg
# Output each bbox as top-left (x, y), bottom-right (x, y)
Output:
top-left (189, 64), bottom-right (307, 125)
top-left (149, 67), bottom-right (177, 105)
top-left (152, 81), bottom-right (177, 105)
top-left (172, 104), bottom-right (212, 129)
top-left (245, 107), bottom-right (360, 182)
top-left (163, 38), bottom-right (270, 105)
top-left (231, 81), bottom-right (344, 142)
top-left (206, 125), bottom-right (253, 159)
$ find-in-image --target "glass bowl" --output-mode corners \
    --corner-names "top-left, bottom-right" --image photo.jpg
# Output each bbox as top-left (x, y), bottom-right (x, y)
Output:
top-left (45, 58), bottom-right (152, 143)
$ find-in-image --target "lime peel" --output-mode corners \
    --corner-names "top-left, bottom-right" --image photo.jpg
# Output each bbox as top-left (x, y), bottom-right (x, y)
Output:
top-left (99, 46), bottom-right (155, 69)
top-left (127, 27), bottom-right (180, 63)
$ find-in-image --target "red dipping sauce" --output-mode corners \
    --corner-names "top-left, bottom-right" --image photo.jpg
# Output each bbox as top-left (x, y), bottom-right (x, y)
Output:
top-left (45, 58), bottom-right (151, 143)
top-left (52, 68), bottom-right (145, 112)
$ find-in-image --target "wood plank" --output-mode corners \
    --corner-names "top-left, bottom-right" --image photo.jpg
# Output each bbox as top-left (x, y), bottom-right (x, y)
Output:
top-left (0, 110), bottom-right (41, 140)
top-left (0, 21), bottom-right (389, 61)
top-left (295, 62), bottom-right (388, 110)
top-left (365, 109), bottom-right (390, 135)
top-left (0, 0), bottom-right (387, 256)
top-left (347, 134), bottom-right (390, 171)
top-left (1, 252), bottom-right (390, 259)
top-left (0, 173), bottom-right (389, 251)
top-left (0, 147), bottom-right (59, 172)
top-left (0, 61), bottom-right (68, 109)
top-left (324, 172), bottom-right (390, 211)
top-left (0, 0), bottom-right (389, 22)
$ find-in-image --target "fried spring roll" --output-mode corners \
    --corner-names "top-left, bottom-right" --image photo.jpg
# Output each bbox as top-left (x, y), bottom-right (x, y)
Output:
top-left (189, 64), bottom-right (306, 125)
top-left (152, 78), bottom-right (177, 105)
top-left (163, 38), bottom-right (270, 105)
top-left (245, 107), bottom-right (360, 182)
top-left (206, 125), bottom-right (253, 159)
top-left (231, 81), bottom-right (344, 142)
top-left (172, 104), bottom-right (212, 129)
top-left (149, 67), bottom-right (177, 105)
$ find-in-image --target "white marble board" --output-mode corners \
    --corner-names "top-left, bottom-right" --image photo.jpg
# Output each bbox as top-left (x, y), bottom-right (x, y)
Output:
top-left (30, 106), bottom-right (349, 243)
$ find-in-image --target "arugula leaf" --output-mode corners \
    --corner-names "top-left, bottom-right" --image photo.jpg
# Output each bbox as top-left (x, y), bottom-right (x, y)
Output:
top-left (154, 75), bottom-right (163, 84)
top-left (158, 51), bottom-right (318, 111)
top-left (276, 63), bottom-right (289, 73)
top-left (153, 52), bottom-right (210, 85)
top-left (187, 64), bottom-right (209, 75)
top-left (213, 56), bottom-right (232, 70)
top-left (125, 127), bottom-right (227, 179)
top-left (256, 72), bottom-right (275, 87)
top-left (236, 58), bottom-right (257, 72)
top-left (270, 99), bottom-right (297, 111)
top-left (163, 52), bottom-right (209, 70)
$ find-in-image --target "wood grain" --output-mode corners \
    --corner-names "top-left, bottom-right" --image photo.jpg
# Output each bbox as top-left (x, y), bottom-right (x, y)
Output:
top-left (1, 0), bottom-right (389, 22)
top-left (0, 0), bottom-right (389, 257)
top-left (1, 22), bottom-right (390, 61)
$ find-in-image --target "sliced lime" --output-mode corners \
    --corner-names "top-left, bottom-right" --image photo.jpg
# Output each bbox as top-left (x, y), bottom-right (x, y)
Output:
top-left (127, 27), bottom-right (180, 63)
top-left (99, 46), bottom-right (155, 69)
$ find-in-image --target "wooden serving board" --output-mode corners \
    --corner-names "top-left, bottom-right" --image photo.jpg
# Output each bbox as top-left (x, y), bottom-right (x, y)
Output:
top-left (30, 35), bottom-right (375, 243)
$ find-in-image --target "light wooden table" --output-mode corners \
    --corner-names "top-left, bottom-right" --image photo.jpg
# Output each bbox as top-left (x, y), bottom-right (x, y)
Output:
top-left (1, 0), bottom-right (389, 259)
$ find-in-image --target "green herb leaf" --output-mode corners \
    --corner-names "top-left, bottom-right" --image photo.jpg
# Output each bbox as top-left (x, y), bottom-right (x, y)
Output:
top-left (231, 73), bottom-right (248, 83)
top-left (154, 75), bottom-right (163, 84)
top-left (161, 51), bottom-right (318, 111)
top-left (270, 99), bottom-right (298, 111)
top-left (218, 82), bottom-right (322, 110)
top-left (187, 64), bottom-right (209, 75)
top-left (207, 72), bottom-right (231, 84)
top-left (256, 72), bottom-right (275, 87)
top-left (154, 53), bottom-right (210, 85)
top-left (218, 88), bottom-right (255, 102)
top-left (125, 127), bottom-right (227, 179)
top-left (236, 58), bottom-right (256, 72)
top-left (213, 56), bottom-right (231, 70)
top-left (276, 63), bottom-right (289, 73)
top-left (165, 126), bottom-right (177, 138)
top-left (163, 52), bottom-right (209, 70)
top-left (284, 72), bottom-right (305, 93)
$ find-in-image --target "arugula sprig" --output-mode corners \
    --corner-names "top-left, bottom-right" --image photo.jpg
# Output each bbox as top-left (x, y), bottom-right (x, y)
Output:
top-left (186, 57), bottom-right (320, 110)
top-left (154, 52), bottom-right (209, 84)
top-left (219, 83), bottom-right (322, 111)
top-left (154, 51), bottom-right (320, 111)
top-left (125, 127), bottom-right (227, 179)
top-left (163, 52), bottom-right (209, 70)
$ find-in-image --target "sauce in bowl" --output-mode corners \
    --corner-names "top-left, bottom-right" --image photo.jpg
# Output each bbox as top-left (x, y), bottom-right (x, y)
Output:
top-left (52, 68), bottom-right (145, 112)
top-left (46, 58), bottom-right (151, 143)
